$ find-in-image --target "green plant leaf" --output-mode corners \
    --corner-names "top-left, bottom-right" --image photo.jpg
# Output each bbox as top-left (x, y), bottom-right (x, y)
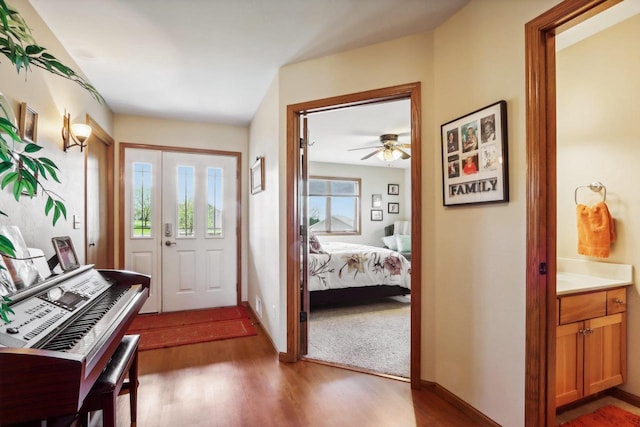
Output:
top-left (0, 160), bottom-right (12, 174)
top-left (0, 234), bottom-right (15, 257)
top-left (1, 170), bottom-right (17, 189)
top-left (18, 155), bottom-right (36, 174)
top-left (23, 143), bottom-right (42, 153)
top-left (38, 157), bottom-right (59, 169)
top-left (45, 195), bottom-right (53, 215)
top-left (12, 177), bottom-right (22, 200)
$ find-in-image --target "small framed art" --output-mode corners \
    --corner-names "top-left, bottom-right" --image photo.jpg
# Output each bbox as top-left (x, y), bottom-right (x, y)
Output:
top-left (51, 236), bottom-right (80, 271)
top-left (388, 184), bottom-right (399, 195)
top-left (371, 209), bottom-right (383, 221)
top-left (388, 202), bottom-right (399, 214)
top-left (372, 194), bottom-right (382, 208)
top-left (19, 102), bottom-right (38, 143)
top-left (440, 100), bottom-right (508, 206)
top-left (251, 156), bottom-right (265, 195)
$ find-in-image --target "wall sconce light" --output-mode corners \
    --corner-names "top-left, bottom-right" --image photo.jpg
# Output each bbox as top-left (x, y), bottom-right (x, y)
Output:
top-left (62, 111), bottom-right (92, 152)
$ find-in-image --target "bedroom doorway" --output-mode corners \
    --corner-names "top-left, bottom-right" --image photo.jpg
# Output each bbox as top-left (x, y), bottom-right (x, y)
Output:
top-left (303, 99), bottom-right (413, 378)
top-left (285, 83), bottom-right (422, 388)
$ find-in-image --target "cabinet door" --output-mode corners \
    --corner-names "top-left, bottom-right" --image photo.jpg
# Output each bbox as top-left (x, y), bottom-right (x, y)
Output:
top-left (584, 313), bottom-right (625, 396)
top-left (556, 322), bottom-right (583, 407)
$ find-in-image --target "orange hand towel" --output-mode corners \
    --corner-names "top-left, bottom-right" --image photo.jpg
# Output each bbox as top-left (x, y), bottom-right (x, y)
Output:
top-left (576, 201), bottom-right (616, 258)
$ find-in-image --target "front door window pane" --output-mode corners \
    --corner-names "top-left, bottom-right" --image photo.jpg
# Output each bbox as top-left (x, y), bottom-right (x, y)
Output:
top-left (207, 168), bottom-right (223, 236)
top-left (177, 166), bottom-right (195, 237)
top-left (132, 162), bottom-right (152, 237)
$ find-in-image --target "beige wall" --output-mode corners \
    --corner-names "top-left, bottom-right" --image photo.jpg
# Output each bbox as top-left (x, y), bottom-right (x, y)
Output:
top-left (431, 1), bottom-right (560, 425)
top-left (0, 1), bottom-right (112, 262)
top-left (247, 75), bottom-right (282, 346)
top-left (557, 14), bottom-right (640, 394)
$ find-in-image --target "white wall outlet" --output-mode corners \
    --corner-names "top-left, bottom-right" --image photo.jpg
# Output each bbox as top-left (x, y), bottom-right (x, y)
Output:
top-left (255, 297), bottom-right (262, 318)
top-left (72, 214), bottom-right (81, 229)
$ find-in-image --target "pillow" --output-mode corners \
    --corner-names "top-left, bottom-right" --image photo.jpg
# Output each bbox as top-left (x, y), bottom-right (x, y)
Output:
top-left (309, 233), bottom-right (325, 254)
top-left (394, 220), bottom-right (411, 235)
top-left (396, 234), bottom-right (411, 253)
top-left (382, 235), bottom-right (398, 250)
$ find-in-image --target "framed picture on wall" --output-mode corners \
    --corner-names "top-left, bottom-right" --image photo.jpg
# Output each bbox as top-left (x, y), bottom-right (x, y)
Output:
top-left (19, 102), bottom-right (38, 144)
top-left (440, 100), bottom-right (509, 206)
top-left (371, 209), bottom-right (383, 221)
top-left (251, 156), bottom-right (265, 195)
top-left (372, 194), bottom-right (382, 208)
top-left (388, 184), bottom-right (399, 195)
top-left (388, 202), bottom-right (399, 214)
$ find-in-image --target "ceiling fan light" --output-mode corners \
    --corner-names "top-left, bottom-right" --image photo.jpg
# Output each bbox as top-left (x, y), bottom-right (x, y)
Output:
top-left (376, 148), bottom-right (399, 162)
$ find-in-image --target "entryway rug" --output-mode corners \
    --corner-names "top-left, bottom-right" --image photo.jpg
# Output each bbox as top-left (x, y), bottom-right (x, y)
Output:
top-left (127, 305), bottom-right (257, 351)
top-left (560, 405), bottom-right (640, 426)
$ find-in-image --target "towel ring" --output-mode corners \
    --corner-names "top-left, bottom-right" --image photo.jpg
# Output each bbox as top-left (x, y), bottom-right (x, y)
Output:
top-left (574, 181), bottom-right (606, 205)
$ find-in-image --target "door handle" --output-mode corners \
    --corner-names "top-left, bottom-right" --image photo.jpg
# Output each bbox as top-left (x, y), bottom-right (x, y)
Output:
top-left (88, 242), bottom-right (96, 247)
top-left (165, 241), bottom-right (177, 247)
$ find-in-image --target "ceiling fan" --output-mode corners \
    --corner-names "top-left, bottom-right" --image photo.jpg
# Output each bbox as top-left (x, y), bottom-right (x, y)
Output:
top-left (348, 133), bottom-right (411, 161)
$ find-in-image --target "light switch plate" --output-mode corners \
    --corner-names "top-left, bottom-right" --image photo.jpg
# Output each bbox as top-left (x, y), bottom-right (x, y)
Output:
top-left (73, 214), bottom-right (81, 229)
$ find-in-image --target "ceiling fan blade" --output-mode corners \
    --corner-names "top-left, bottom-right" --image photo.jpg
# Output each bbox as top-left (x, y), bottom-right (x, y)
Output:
top-left (397, 143), bottom-right (411, 149)
top-left (361, 148), bottom-right (383, 160)
top-left (348, 146), bottom-right (381, 151)
top-left (395, 148), bottom-right (411, 159)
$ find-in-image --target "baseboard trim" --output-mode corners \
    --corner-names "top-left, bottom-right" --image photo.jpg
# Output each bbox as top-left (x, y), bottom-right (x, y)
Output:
top-left (240, 301), bottom-right (295, 362)
top-left (610, 388), bottom-right (640, 408)
top-left (421, 380), bottom-right (500, 427)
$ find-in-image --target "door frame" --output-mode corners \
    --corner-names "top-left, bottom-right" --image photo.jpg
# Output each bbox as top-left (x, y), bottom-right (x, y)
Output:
top-left (84, 115), bottom-right (114, 268)
top-left (118, 143), bottom-right (243, 307)
top-left (283, 82), bottom-right (422, 389)
top-left (524, 1), bottom-right (621, 425)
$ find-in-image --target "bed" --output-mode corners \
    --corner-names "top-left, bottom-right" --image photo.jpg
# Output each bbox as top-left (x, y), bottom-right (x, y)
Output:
top-left (308, 241), bottom-right (411, 306)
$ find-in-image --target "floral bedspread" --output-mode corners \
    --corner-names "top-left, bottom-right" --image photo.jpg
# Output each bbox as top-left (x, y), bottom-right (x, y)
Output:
top-left (308, 242), bottom-right (411, 292)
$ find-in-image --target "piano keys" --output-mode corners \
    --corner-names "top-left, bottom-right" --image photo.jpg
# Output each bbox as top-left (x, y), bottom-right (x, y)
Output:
top-left (0, 266), bottom-right (149, 425)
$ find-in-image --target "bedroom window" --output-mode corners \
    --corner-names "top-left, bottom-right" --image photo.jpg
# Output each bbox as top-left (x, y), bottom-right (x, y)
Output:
top-left (132, 162), bottom-right (152, 238)
top-left (308, 176), bottom-right (361, 234)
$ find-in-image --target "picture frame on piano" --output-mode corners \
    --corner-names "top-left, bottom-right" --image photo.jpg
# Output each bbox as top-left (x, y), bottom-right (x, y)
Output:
top-left (51, 236), bottom-right (80, 271)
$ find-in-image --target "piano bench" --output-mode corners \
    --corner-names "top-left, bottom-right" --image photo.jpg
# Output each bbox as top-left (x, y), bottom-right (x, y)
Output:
top-left (80, 334), bottom-right (140, 427)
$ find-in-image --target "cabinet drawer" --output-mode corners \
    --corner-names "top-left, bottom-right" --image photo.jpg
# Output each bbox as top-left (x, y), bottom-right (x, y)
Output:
top-left (607, 288), bottom-right (627, 314)
top-left (559, 291), bottom-right (606, 324)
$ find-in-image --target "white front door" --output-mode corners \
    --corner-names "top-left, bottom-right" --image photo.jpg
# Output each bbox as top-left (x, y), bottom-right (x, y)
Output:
top-left (123, 148), bottom-right (238, 313)
top-left (123, 149), bottom-right (162, 313)
top-left (161, 151), bottom-right (238, 312)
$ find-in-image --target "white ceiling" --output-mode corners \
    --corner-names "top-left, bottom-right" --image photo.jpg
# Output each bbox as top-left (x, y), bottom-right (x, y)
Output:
top-left (307, 99), bottom-right (411, 169)
top-left (29, 0), bottom-right (468, 126)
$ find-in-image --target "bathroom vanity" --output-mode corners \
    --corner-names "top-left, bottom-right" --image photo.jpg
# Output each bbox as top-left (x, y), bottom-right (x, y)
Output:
top-left (555, 258), bottom-right (633, 408)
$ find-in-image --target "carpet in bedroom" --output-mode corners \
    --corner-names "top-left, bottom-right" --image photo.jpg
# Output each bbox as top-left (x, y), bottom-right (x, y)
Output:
top-left (307, 296), bottom-right (410, 377)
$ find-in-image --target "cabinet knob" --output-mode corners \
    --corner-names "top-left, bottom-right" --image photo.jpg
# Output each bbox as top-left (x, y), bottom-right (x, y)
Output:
top-left (614, 298), bottom-right (625, 305)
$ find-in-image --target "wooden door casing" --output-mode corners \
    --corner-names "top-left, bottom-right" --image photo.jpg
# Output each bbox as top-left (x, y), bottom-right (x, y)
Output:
top-left (525, 1), bottom-right (622, 424)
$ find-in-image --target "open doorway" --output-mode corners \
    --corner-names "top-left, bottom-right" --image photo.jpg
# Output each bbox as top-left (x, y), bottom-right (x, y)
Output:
top-left (284, 82), bottom-right (422, 388)
top-left (524, 0), bottom-right (629, 425)
top-left (303, 99), bottom-right (412, 378)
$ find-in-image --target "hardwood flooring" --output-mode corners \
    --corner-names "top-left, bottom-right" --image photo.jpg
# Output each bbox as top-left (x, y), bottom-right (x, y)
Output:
top-left (110, 325), bottom-right (484, 427)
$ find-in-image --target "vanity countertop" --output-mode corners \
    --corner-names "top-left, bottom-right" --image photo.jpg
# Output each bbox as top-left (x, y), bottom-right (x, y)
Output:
top-left (556, 258), bottom-right (633, 296)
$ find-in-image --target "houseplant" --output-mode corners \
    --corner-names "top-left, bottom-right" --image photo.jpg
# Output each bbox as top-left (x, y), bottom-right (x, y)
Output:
top-left (0, 0), bottom-right (103, 322)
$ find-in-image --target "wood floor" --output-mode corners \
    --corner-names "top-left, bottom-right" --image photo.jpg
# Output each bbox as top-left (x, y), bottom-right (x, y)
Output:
top-left (110, 325), bottom-right (484, 426)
